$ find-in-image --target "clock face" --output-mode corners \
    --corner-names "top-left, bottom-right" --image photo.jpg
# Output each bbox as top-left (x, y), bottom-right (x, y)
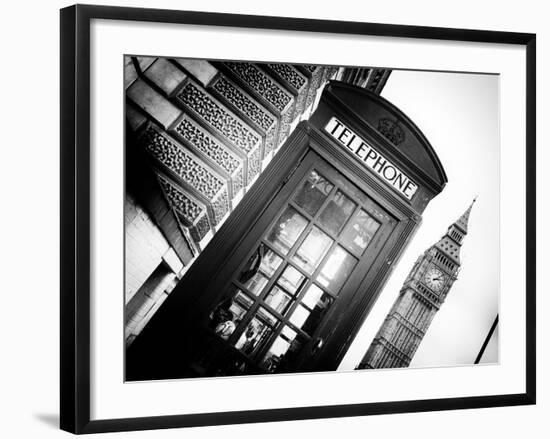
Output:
top-left (424, 267), bottom-right (445, 292)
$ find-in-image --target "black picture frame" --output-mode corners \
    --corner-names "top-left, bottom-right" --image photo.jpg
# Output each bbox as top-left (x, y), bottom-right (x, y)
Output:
top-left (60, 4), bottom-right (536, 434)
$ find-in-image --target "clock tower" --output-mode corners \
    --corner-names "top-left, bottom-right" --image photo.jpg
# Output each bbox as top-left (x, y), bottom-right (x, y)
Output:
top-left (357, 199), bottom-right (476, 369)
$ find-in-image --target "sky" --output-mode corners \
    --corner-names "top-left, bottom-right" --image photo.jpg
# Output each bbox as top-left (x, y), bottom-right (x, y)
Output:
top-left (338, 69), bottom-right (500, 370)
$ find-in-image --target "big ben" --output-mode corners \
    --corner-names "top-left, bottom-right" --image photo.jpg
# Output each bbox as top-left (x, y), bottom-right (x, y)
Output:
top-left (358, 198), bottom-right (476, 369)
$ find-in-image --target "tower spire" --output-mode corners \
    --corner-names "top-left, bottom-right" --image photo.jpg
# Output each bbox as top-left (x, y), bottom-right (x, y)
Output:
top-left (455, 197), bottom-right (476, 233)
top-left (433, 198), bottom-right (476, 264)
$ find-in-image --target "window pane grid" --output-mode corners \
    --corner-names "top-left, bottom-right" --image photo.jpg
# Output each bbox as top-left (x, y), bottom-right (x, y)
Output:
top-left (318, 189), bottom-right (357, 236)
top-left (288, 188), bottom-right (365, 247)
top-left (234, 242), bottom-right (289, 300)
top-left (340, 208), bottom-right (381, 256)
top-left (212, 164), bottom-right (390, 370)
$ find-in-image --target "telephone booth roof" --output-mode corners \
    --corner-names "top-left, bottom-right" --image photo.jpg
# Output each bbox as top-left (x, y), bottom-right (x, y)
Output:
top-left (318, 81), bottom-right (448, 193)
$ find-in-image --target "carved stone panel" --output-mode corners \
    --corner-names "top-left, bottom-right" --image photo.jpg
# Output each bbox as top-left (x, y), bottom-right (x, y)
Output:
top-left (182, 211), bottom-right (211, 246)
top-left (267, 63), bottom-right (307, 93)
top-left (366, 69), bottom-right (391, 95)
top-left (222, 62), bottom-right (293, 113)
top-left (322, 66), bottom-right (339, 83)
top-left (210, 74), bottom-right (278, 155)
top-left (220, 62), bottom-right (295, 147)
top-left (172, 114), bottom-right (245, 196)
top-left (175, 80), bottom-right (262, 184)
top-left (264, 64), bottom-right (309, 129)
top-left (302, 64), bottom-right (319, 74)
top-left (300, 65), bottom-right (326, 116)
top-left (140, 125), bottom-right (230, 225)
top-left (157, 173), bottom-right (211, 244)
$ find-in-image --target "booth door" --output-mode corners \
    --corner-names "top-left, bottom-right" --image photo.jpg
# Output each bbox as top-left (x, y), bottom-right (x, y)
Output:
top-left (207, 150), bottom-right (396, 374)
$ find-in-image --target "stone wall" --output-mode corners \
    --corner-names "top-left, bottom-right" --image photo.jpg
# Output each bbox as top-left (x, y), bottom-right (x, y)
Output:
top-left (124, 193), bottom-right (185, 344)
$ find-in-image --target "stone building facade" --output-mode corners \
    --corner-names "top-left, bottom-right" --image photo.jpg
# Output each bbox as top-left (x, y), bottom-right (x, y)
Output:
top-left (124, 57), bottom-right (391, 345)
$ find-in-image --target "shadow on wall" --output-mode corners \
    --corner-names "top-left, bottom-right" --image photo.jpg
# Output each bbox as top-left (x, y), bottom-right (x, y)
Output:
top-left (33, 413), bottom-right (59, 430)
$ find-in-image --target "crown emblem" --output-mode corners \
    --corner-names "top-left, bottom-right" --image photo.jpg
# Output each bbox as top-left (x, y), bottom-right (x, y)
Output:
top-left (378, 118), bottom-right (405, 145)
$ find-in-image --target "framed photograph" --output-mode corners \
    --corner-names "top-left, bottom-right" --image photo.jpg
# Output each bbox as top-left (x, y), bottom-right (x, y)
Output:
top-left (60, 4), bottom-right (536, 434)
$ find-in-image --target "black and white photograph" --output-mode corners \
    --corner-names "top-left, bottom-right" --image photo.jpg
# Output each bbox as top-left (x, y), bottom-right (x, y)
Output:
top-left (123, 57), bottom-right (499, 381)
top-left (0, 0), bottom-right (543, 436)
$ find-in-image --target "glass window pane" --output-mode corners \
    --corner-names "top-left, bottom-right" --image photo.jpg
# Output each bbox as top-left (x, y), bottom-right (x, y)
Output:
top-left (289, 300), bottom-right (332, 336)
top-left (259, 246), bottom-right (283, 278)
top-left (289, 305), bottom-right (310, 330)
top-left (235, 307), bottom-right (277, 356)
top-left (280, 325), bottom-right (298, 341)
top-left (262, 336), bottom-right (292, 372)
top-left (301, 284), bottom-right (324, 309)
top-left (318, 190), bottom-right (356, 236)
top-left (239, 244), bottom-right (283, 295)
top-left (234, 291), bottom-right (254, 308)
top-left (265, 286), bottom-right (292, 314)
top-left (316, 246), bottom-right (357, 293)
top-left (292, 170), bottom-right (334, 216)
top-left (341, 209), bottom-right (381, 254)
top-left (256, 306), bottom-right (278, 327)
top-left (234, 318), bottom-right (273, 356)
top-left (243, 272), bottom-right (268, 295)
top-left (209, 288), bottom-right (251, 339)
top-left (277, 265), bottom-right (305, 295)
top-left (299, 286), bottom-right (334, 334)
top-left (261, 329), bottom-right (304, 373)
top-left (291, 227), bottom-right (333, 274)
top-left (266, 207), bottom-right (308, 255)
top-left (239, 244), bottom-right (283, 282)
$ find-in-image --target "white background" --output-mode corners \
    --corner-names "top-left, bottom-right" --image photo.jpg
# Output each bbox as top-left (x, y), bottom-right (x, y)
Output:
top-left (0, 0), bottom-right (546, 438)
top-left (90, 17), bottom-right (523, 420)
